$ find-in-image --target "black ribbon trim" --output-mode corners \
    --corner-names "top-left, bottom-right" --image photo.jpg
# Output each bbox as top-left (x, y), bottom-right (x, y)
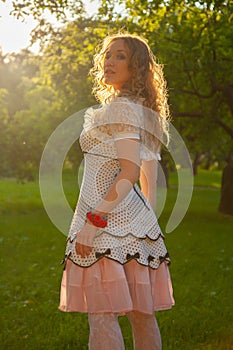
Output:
top-left (67, 235), bottom-right (75, 243)
top-left (159, 252), bottom-right (170, 265)
top-left (133, 185), bottom-right (150, 210)
top-left (126, 252), bottom-right (140, 261)
top-left (60, 251), bottom-right (72, 270)
top-left (95, 248), bottom-right (111, 259)
top-left (148, 255), bottom-right (155, 262)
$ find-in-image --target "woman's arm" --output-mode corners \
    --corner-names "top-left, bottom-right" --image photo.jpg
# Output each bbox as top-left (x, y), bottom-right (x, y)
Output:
top-left (139, 159), bottom-right (158, 212)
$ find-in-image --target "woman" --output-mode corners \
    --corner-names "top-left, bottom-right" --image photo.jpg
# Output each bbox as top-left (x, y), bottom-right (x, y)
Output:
top-left (59, 33), bottom-right (174, 350)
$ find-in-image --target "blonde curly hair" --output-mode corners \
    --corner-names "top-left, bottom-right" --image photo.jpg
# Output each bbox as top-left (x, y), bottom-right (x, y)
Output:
top-left (90, 32), bottom-right (170, 123)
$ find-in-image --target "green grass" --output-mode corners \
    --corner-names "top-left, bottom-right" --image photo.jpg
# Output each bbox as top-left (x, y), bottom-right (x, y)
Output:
top-left (0, 170), bottom-right (233, 350)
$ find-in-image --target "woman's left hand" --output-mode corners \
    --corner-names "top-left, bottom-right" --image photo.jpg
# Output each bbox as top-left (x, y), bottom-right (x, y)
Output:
top-left (75, 222), bottom-right (98, 258)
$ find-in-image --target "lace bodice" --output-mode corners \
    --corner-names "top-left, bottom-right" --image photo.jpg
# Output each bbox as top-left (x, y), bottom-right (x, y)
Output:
top-left (81, 97), bottom-right (162, 161)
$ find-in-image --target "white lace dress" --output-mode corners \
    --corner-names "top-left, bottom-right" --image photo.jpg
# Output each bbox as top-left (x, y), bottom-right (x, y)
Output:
top-left (59, 97), bottom-right (174, 315)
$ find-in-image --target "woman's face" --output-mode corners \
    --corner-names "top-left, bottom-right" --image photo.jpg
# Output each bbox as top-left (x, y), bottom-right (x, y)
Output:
top-left (103, 39), bottom-right (132, 90)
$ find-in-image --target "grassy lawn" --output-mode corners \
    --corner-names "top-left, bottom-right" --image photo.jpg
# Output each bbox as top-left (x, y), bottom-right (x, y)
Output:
top-left (0, 169), bottom-right (232, 350)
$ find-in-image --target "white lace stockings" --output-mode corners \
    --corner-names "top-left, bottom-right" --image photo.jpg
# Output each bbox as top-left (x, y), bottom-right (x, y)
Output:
top-left (88, 313), bottom-right (125, 350)
top-left (88, 311), bottom-right (161, 350)
top-left (127, 311), bottom-right (162, 350)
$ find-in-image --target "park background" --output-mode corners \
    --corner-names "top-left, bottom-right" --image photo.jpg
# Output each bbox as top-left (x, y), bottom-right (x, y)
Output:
top-left (0, 0), bottom-right (232, 349)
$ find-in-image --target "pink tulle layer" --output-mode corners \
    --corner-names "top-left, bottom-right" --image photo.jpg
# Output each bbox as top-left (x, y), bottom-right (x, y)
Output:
top-left (59, 258), bottom-right (174, 315)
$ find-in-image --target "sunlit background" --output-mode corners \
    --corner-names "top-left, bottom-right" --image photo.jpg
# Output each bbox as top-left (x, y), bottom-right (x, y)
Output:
top-left (0, 0), bottom-right (97, 54)
top-left (0, 1), bottom-right (232, 349)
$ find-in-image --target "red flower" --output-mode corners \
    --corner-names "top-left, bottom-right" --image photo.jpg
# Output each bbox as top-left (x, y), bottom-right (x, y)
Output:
top-left (86, 211), bottom-right (107, 228)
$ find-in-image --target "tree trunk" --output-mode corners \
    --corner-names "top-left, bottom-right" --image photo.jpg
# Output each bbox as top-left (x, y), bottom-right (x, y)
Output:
top-left (204, 152), bottom-right (212, 170)
top-left (218, 159), bottom-right (233, 216)
top-left (192, 152), bottom-right (202, 176)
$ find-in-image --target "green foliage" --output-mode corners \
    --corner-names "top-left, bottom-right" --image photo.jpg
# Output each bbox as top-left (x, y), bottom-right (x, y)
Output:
top-left (0, 0), bottom-right (232, 183)
top-left (40, 20), bottom-right (103, 115)
top-left (97, 0), bottom-right (233, 167)
top-left (2, 0), bottom-right (84, 20)
top-left (0, 16), bottom-right (117, 180)
top-left (0, 88), bottom-right (10, 175)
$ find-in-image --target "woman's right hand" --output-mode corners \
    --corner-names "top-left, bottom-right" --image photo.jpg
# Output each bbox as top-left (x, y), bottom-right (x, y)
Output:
top-left (75, 222), bottom-right (98, 258)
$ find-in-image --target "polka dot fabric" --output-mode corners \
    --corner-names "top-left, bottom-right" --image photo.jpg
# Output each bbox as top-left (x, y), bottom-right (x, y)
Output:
top-left (62, 98), bottom-right (171, 270)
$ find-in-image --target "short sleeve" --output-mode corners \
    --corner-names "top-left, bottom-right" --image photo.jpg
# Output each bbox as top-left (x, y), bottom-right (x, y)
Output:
top-left (83, 97), bottom-right (164, 161)
top-left (140, 146), bottom-right (161, 161)
top-left (106, 97), bottom-right (141, 141)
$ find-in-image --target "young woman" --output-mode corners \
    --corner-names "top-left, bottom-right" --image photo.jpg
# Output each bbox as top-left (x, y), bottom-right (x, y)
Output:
top-left (59, 33), bottom-right (174, 350)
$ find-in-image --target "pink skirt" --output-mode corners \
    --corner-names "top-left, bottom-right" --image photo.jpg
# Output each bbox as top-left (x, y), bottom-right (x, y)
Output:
top-left (59, 258), bottom-right (174, 315)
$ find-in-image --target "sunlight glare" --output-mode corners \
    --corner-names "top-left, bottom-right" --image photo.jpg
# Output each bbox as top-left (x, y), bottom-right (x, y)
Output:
top-left (0, 0), bottom-right (99, 55)
top-left (0, 1), bottom-right (39, 54)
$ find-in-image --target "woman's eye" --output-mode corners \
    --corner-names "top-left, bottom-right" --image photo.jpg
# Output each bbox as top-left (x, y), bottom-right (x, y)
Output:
top-left (106, 54), bottom-right (111, 59)
top-left (105, 53), bottom-right (126, 60)
top-left (117, 55), bottom-right (126, 60)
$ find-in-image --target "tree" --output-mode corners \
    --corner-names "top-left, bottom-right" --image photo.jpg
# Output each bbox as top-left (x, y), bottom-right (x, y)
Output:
top-left (0, 88), bottom-right (10, 175)
top-left (0, 16), bottom-right (113, 178)
top-left (37, 19), bottom-right (115, 168)
top-left (0, 49), bottom-right (49, 179)
top-left (3, 0), bottom-right (84, 20)
top-left (96, 0), bottom-right (233, 213)
top-left (2, 0), bottom-right (233, 214)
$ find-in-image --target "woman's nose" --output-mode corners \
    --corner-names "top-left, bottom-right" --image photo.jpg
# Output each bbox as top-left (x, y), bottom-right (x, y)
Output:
top-left (105, 58), bottom-right (114, 66)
